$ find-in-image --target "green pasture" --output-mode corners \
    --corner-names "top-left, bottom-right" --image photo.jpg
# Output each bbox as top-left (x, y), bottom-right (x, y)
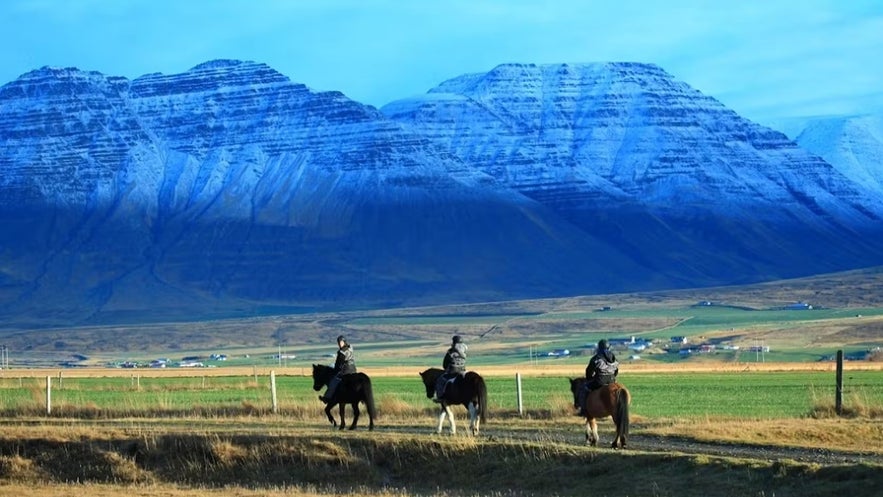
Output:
top-left (0, 370), bottom-right (879, 419)
top-left (83, 304), bottom-right (883, 370)
top-left (347, 306), bottom-right (883, 338)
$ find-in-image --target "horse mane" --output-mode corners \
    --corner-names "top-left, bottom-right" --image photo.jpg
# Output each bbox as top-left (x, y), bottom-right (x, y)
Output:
top-left (420, 367), bottom-right (444, 384)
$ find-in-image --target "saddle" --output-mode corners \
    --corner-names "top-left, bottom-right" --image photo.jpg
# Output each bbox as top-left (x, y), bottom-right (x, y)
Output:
top-left (436, 371), bottom-right (464, 399)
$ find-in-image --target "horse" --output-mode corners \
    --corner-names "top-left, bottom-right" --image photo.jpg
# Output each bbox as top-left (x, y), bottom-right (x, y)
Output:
top-left (419, 367), bottom-right (487, 436)
top-left (569, 377), bottom-right (630, 448)
top-left (312, 364), bottom-right (376, 431)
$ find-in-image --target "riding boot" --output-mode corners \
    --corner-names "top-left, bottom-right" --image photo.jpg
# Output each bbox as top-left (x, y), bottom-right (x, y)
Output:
top-left (320, 376), bottom-right (341, 403)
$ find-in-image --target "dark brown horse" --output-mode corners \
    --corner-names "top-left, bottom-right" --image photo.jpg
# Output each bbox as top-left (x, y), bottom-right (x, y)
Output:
top-left (420, 368), bottom-right (487, 435)
top-left (569, 377), bottom-right (630, 448)
top-left (312, 364), bottom-right (376, 431)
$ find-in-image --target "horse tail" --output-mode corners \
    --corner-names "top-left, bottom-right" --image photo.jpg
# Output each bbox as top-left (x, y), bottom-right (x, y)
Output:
top-left (614, 387), bottom-right (630, 437)
top-left (363, 375), bottom-right (377, 420)
top-left (477, 376), bottom-right (488, 423)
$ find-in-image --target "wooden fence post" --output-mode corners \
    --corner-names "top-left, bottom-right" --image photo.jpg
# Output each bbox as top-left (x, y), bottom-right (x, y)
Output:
top-left (835, 350), bottom-right (843, 416)
top-left (270, 370), bottom-right (278, 414)
top-left (46, 376), bottom-right (51, 415)
top-left (516, 372), bottom-right (524, 416)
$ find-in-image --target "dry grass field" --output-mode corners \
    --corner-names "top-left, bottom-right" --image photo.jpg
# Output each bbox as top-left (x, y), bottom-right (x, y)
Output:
top-left (2, 266), bottom-right (882, 370)
top-left (0, 413), bottom-right (881, 497)
top-left (2, 268), bottom-right (883, 495)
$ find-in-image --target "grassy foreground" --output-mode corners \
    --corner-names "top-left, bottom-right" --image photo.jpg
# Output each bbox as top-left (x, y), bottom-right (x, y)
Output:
top-left (2, 367), bottom-right (881, 420)
top-left (2, 365), bottom-right (881, 496)
top-left (0, 427), bottom-right (881, 497)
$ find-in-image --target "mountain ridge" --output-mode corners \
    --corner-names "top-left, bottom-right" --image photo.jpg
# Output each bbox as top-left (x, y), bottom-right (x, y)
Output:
top-left (2, 59), bottom-right (883, 328)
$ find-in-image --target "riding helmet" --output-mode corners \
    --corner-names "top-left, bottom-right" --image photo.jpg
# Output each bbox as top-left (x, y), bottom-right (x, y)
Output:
top-left (452, 335), bottom-right (463, 344)
top-left (337, 335), bottom-right (346, 344)
top-left (597, 339), bottom-right (609, 351)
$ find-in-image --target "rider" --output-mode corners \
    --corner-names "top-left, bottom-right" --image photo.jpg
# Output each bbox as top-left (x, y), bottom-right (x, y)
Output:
top-left (579, 339), bottom-right (619, 414)
top-left (319, 335), bottom-right (357, 403)
top-left (434, 335), bottom-right (467, 402)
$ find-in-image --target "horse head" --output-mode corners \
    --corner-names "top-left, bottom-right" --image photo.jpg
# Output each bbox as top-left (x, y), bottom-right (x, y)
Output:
top-left (569, 377), bottom-right (585, 406)
top-left (419, 368), bottom-right (443, 399)
top-left (312, 364), bottom-right (334, 391)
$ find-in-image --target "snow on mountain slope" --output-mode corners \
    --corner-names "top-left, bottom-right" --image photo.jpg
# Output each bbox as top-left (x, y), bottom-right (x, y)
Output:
top-left (383, 62), bottom-right (883, 285)
top-left (2, 60), bottom-right (883, 327)
top-left (790, 113), bottom-right (883, 194)
top-left (0, 60), bottom-right (648, 326)
top-left (383, 62), bottom-right (883, 223)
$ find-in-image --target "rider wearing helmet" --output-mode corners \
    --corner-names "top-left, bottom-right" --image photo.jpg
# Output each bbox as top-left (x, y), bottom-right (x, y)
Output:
top-left (578, 339), bottom-right (619, 414)
top-left (319, 335), bottom-right (356, 403)
top-left (586, 339), bottom-right (619, 390)
top-left (434, 335), bottom-right (468, 401)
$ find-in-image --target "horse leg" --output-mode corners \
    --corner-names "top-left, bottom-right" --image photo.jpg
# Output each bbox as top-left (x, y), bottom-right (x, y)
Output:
top-left (612, 418), bottom-right (627, 449)
top-left (585, 417), bottom-right (598, 446)
top-left (325, 403), bottom-right (337, 427)
top-left (349, 402), bottom-right (360, 430)
top-left (338, 403), bottom-right (346, 430)
top-left (446, 404), bottom-right (457, 435)
top-left (468, 402), bottom-right (478, 436)
top-left (436, 407), bottom-right (447, 434)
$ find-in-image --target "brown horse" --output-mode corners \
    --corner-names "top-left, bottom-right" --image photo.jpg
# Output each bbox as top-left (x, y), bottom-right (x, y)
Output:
top-left (569, 377), bottom-right (630, 448)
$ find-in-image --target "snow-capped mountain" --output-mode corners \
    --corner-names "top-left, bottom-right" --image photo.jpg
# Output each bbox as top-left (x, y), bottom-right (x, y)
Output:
top-left (0, 60), bottom-right (646, 326)
top-left (779, 113), bottom-right (883, 195)
top-left (383, 63), bottom-right (883, 285)
top-left (2, 60), bottom-right (883, 326)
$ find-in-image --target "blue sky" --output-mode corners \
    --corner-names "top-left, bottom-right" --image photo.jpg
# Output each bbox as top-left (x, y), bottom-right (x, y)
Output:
top-left (1, 0), bottom-right (881, 124)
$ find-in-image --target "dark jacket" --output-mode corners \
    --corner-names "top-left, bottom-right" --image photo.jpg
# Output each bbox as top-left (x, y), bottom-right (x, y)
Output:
top-left (585, 348), bottom-right (618, 388)
top-left (443, 342), bottom-right (467, 374)
top-left (334, 344), bottom-right (356, 375)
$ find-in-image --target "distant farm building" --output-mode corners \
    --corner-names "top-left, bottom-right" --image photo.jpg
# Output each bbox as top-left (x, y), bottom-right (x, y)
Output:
top-left (547, 349), bottom-right (571, 357)
top-left (785, 302), bottom-right (813, 310)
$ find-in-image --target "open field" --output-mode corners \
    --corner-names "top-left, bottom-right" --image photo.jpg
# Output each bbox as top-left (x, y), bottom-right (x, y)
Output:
top-left (5, 304), bottom-right (882, 369)
top-left (2, 267), bottom-right (883, 369)
top-left (2, 269), bottom-right (883, 494)
top-left (1, 365), bottom-right (882, 496)
top-left (3, 366), bottom-right (882, 417)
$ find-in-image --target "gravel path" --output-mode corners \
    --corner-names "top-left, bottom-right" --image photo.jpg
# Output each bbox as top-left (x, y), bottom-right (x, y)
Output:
top-left (491, 428), bottom-right (883, 466)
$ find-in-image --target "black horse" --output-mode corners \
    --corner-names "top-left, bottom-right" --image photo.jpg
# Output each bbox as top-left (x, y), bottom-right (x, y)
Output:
top-left (312, 364), bottom-right (376, 431)
top-left (419, 367), bottom-right (487, 435)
